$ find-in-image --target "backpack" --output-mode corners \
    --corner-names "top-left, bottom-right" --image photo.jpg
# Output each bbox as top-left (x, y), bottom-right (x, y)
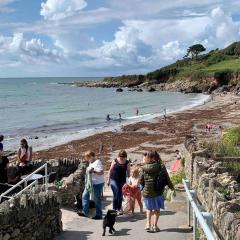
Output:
top-left (154, 165), bottom-right (168, 193)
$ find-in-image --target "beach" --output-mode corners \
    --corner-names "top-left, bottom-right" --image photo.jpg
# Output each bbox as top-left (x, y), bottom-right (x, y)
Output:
top-left (34, 93), bottom-right (240, 169)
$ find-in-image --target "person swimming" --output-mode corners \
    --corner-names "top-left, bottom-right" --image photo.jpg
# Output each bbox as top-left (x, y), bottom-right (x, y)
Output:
top-left (106, 114), bottom-right (111, 121)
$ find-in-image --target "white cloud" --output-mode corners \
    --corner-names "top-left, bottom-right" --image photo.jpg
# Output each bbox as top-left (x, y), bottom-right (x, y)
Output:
top-left (40, 0), bottom-right (87, 20)
top-left (0, 33), bottom-right (64, 65)
top-left (0, 0), bottom-right (15, 13)
top-left (79, 7), bottom-right (240, 72)
top-left (1, 1), bottom-right (240, 76)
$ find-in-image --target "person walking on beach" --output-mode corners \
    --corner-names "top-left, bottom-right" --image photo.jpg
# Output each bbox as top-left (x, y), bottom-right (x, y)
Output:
top-left (99, 143), bottom-right (104, 153)
top-left (0, 135), bottom-right (4, 152)
top-left (107, 150), bottom-right (130, 215)
top-left (140, 151), bottom-right (174, 232)
top-left (163, 108), bottom-right (167, 121)
top-left (79, 151), bottom-right (104, 220)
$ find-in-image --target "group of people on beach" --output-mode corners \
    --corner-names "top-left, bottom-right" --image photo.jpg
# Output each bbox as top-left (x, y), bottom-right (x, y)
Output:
top-left (77, 149), bottom-right (174, 232)
top-left (106, 109), bottom-right (140, 122)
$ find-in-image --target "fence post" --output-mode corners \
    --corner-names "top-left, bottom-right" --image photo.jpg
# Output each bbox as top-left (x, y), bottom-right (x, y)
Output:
top-left (190, 190), bottom-right (197, 240)
top-left (45, 164), bottom-right (48, 191)
top-left (202, 212), bottom-right (213, 231)
top-left (185, 180), bottom-right (191, 227)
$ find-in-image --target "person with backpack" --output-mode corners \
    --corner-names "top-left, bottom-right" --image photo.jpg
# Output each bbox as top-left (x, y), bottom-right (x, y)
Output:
top-left (140, 151), bottom-right (174, 233)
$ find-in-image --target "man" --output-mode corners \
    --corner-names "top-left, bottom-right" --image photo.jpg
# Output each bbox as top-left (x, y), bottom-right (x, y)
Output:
top-left (0, 152), bottom-right (9, 183)
top-left (79, 151), bottom-right (105, 220)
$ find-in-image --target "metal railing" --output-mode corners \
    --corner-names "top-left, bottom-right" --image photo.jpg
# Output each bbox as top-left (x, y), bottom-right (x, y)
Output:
top-left (183, 179), bottom-right (215, 240)
top-left (0, 163), bottom-right (48, 202)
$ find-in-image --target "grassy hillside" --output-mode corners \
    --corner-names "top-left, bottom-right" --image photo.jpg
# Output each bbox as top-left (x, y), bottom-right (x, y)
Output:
top-left (105, 42), bottom-right (240, 88)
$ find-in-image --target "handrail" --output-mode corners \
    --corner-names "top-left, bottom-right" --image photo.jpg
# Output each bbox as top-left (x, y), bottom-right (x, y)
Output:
top-left (0, 163), bottom-right (48, 202)
top-left (14, 180), bottom-right (38, 197)
top-left (183, 179), bottom-right (215, 240)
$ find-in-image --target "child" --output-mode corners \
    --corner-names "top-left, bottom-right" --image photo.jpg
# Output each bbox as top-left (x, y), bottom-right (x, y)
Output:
top-left (0, 135), bottom-right (4, 152)
top-left (170, 150), bottom-right (182, 173)
top-left (122, 167), bottom-right (143, 214)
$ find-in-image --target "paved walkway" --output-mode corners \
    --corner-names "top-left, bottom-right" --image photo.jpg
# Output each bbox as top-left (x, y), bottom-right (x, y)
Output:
top-left (56, 187), bottom-right (192, 240)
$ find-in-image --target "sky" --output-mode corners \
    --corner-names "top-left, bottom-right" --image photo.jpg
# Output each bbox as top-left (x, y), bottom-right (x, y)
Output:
top-left (0, 0), bottom-right (240, 77)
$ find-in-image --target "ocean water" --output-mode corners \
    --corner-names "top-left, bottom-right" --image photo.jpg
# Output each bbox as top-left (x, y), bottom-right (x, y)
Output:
top-left (0, 77), bottom-right (208, 151)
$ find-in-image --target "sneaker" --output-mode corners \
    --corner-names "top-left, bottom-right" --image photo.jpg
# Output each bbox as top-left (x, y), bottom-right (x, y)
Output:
top-left (144, 224), bottom-right (151, 231)
top-left (92, 216), bottom-right (102, 220)
top-left (77, 212), bottom-right (87, 217)
top-left (152, 225), bottom-right (160, 233)
top-left (116, 210), bottom-right (123, 216)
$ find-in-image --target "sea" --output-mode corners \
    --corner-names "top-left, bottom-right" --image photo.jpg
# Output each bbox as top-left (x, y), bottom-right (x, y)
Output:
top-left (0, 77), bottom-right (209, 151)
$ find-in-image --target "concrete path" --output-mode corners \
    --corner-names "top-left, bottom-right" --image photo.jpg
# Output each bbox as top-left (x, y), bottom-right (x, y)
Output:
top-left (56, 188), bottom-right (192, 240)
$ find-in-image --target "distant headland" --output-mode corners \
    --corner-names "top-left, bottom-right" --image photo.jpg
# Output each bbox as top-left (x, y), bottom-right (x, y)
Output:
top-left (60, 42), bottom-right (240, 94)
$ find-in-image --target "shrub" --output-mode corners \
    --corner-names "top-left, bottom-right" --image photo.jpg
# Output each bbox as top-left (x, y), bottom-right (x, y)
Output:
top-left (202, 127), bottom-right (240, 157)
top-left (206, 53), bottom-right (230, 65)
top-left (171, 169), bottom-right (186, 186)
top-left (214, 70), bottom-right (233, 86)
top-left (191, 70), bottom-right (208, 81)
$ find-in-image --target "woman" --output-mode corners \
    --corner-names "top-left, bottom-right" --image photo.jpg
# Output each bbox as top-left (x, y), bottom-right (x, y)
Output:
top-left (140, 151), bottom-right (174, 233)
top-left (107, 150), bottom-right (130, 215)
top-left (79, 151), bottom-right (104, 220)
top-left (17, 139), bottom-right (32, 166)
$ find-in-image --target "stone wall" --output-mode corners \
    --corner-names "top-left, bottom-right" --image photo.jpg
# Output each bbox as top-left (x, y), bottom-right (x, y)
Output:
top-left (0, 186), bottom-right (62, 240)
top-left (49, 161), bottom-right (87, 207)
top-left (184, 135), bottom-right (240, 240)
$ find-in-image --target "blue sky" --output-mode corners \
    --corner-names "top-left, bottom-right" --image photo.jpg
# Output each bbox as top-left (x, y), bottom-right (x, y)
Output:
top-left (0, 0), bottom-right (240, 77)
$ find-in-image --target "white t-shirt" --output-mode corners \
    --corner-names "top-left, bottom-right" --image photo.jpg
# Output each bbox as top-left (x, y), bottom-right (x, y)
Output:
top-left (89, 159), bottom-right (105, 185)
top-left (129, 176), bottom-right (139, 187)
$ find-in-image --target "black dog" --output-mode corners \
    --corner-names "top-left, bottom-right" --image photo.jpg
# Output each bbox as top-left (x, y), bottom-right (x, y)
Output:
top-left (102, 210), bottom-right (117, 236)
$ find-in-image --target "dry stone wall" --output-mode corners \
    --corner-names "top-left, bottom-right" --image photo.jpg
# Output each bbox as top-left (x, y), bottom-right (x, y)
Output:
top-left (184, 135), bottom-right (240, 240)
top-left (0, 186), bottom-right (62, 240)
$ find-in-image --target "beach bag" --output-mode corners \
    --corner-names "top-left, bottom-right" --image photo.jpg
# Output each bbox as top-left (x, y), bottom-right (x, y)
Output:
top-left (154, 165), bottom-right (168, 193)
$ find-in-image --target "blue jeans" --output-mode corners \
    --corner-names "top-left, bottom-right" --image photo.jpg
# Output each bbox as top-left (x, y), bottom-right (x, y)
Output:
top-left (82, 183), bottom-right (104, 217)
top-left (110, 179), bottom-right (125, 211)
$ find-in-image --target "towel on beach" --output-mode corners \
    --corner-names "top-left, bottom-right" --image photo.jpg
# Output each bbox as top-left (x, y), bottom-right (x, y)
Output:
top-left (85, 166), bottom-right (94, 199)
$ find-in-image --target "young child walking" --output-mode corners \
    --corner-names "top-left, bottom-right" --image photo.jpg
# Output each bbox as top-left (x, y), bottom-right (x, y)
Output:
top-left (122, 167), bottom-right (143, 214)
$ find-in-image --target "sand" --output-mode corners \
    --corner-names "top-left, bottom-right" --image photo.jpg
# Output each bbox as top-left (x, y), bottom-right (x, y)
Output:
top-left (34, 93), bottom-right (240, 170)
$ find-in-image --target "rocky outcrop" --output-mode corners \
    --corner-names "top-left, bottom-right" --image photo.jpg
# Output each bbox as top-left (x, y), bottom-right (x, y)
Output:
top-left (184, 135), bottom-right (240, 240)
top-left (0, 186), bottom-right (62, 240)
top-left (59, 73), bottom-right (240, 95)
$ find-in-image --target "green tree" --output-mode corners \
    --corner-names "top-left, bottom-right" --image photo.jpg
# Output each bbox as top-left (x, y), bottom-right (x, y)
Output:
top-left (185, 44), bottom-right (206, 59)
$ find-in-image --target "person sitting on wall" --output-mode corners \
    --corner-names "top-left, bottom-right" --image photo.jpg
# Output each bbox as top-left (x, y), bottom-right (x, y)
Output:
top-left (17, 139), bottom-right (33, 175)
